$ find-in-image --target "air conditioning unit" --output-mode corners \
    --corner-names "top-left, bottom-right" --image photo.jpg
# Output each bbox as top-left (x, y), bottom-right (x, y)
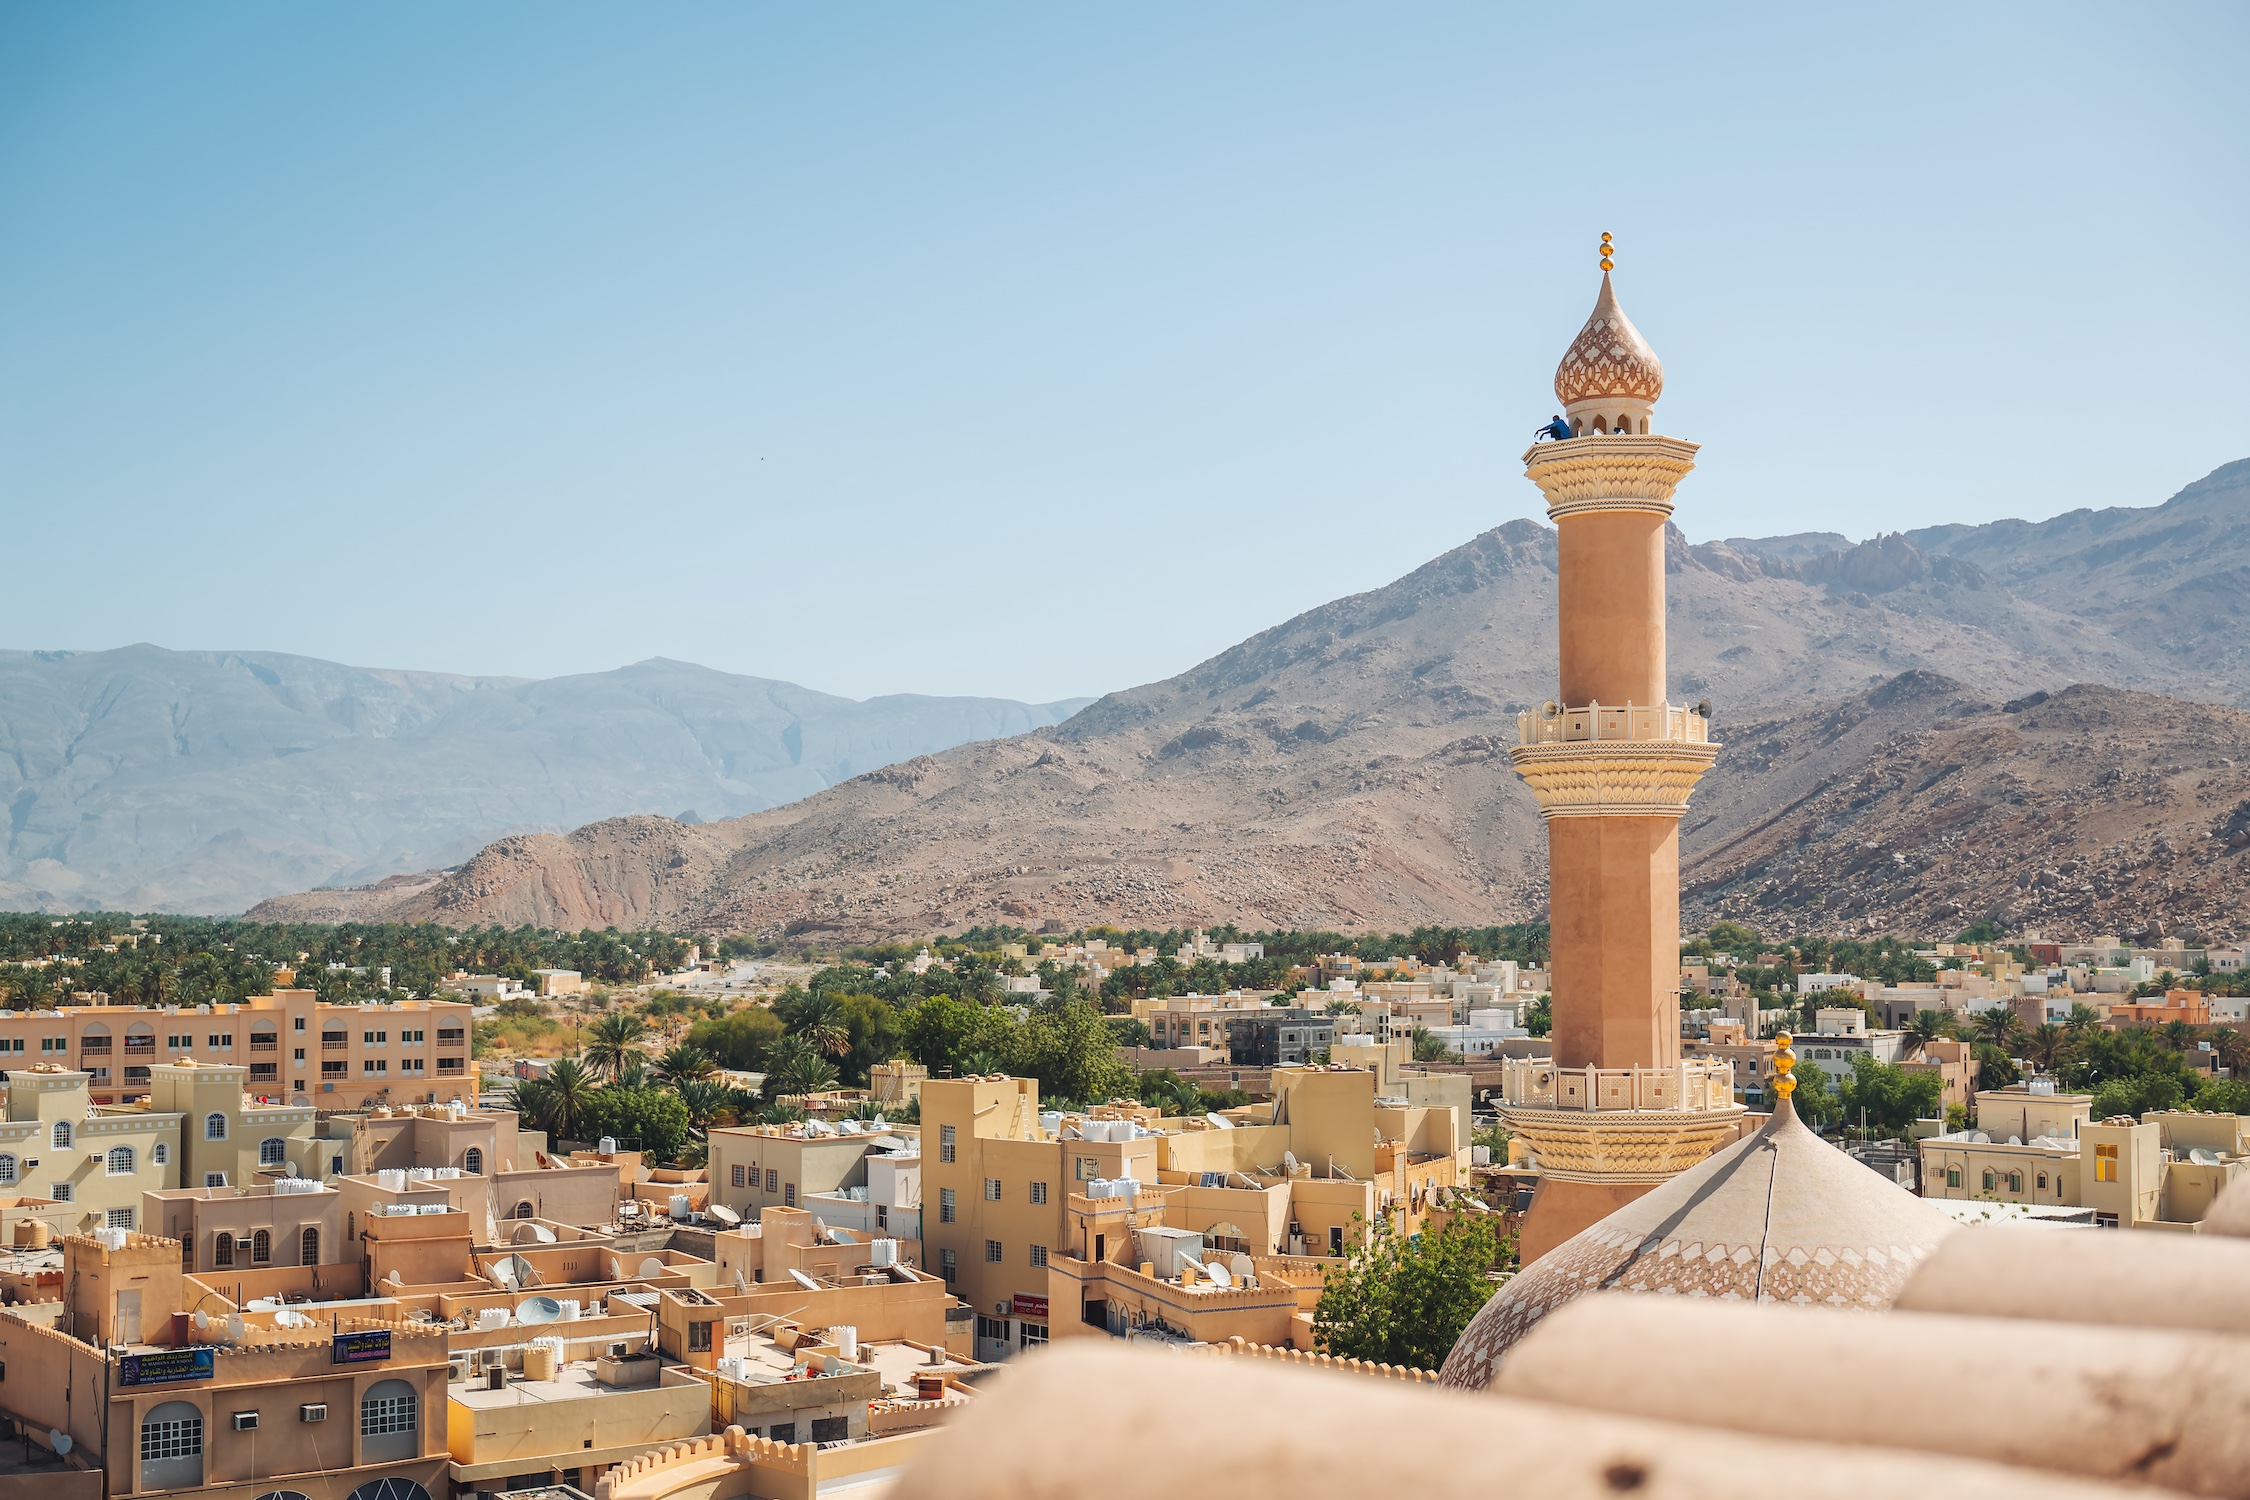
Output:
top-left (232, 1412), bottom-right (259, 1431)
top-left (447, 1359), bottom-right (472, 1383)
top-left (486, 1367), bottom-right (507, 1391)
top-left (299, 1404), bottom-right (326, 1423)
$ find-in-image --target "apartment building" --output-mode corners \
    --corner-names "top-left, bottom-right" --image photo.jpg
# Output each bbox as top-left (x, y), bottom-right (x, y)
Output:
top-left (0, 1066), bottom-right (182, 1234)
top-left (0, 988), bottom-right (477, 1109)
top-left (708, 1120), bottom-right (916, 1222)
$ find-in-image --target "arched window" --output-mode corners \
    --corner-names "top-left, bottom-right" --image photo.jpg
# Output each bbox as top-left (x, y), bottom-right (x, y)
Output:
top-left (252, 1229), bottom-right (271, 1264)
top-left (462, 1147), bottom-right (483, 1175)
top-left (2038, 1172), bottom-right (2048, 1190)
top-left (140, 1399), bottom-right (204, 1489)
top-left (205, 1113), bottom-right (228, 1141)
top-left (346, 1480), bottom-right (432, 1500)
top-left (300, 1227), bottom-right (319, 1266)
top-left (2008, 1172), bottom-right (2024, 1193)
top-left (52, 1121), bottom-right (71, 1150)
top-left (359, 1378), bottom-right (420, 1464)
top-left (1981, 1169), bottom-right (1996, 1191)
top-left (514, 1200), bottom-right (535, 1220)
top-left (214, 1234), bottom-right (234, 1268)
top-left (0, 1155), bottom-right (17, 1185)
top-left (259, 1138), bottom-right (286, 1167)
top-left (107, 1146), bottom-right (135, 1176)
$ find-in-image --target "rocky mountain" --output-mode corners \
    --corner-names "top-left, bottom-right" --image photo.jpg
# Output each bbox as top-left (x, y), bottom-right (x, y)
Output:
top-left (0, 648), bottom-right (1088, 914)
top-left (1684, 677), bottom-right (2250, 944)
top-left (249, 461), bottom-right (2250, 942)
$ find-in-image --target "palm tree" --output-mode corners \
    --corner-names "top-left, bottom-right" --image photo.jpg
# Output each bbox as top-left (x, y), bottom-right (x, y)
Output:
top-left (510, 1056), bottom-right (597, 1144)
top-left (612, 1050), bottom-right (650, 1090)
top-left (2209, 1027), bottom-right (2250, 1079)
top-left (2024, 1022), bottom-right (2067, 1074)
top-left (654, 1044), bottom-right (718, 1087)
top-left (2064, 1002), bottom-right (2100, 1037)
top-left (1902, 1010), bottom-right (1947, 1058)
top-left (2160, 1019), bottom-right (2197, 1053)
top-left (675, 1079), bottom-right (734, 1136)
top-left (583, 1012), bottom-right (649, 1083)
top-left (764, 1035), bottom-right (839, 1099)
top-left (1969, 1006), bottom-right (2020, 1051)
top-left (794, 995), bottom-right (851, 1061)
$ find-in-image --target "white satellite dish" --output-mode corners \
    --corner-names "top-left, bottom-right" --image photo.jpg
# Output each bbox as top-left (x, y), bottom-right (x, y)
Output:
top-left (502, 1253), bottom-right (541, 1288)
top-left (512, 1222), bottom-right (555, 1245)
top-left (274, 1308), bottom-right (312, 1329)
top-left (608, 1256), bottom-right (626, 1279)
top-left (489, 1258), bottom-right (519, 1290)
top-left (286, 1160), bottom-right (300, 1178)
top-left (192, 1311), bottom-right (210, 1331)
top-left (829, 1228), bottom-right (855, 1244)
top-left (636, 1256), bottom-right (667, 1279)
top-left (811, 1218), bottom-right (827, 1239)
top-left (517, 1296), bottom-right (564, 1325)
top-left (708, 1204), bottom-right (741, 1227)
top-left (732, 1269), bottom-right (749, 1295)
top-left (1229, 1254), bottom-right (1255, 1281)
top-left (788, 1269), bottom-right (821, 1291)
top-left (226, 1314), bottom-right (246, 1342)
top-left (49, 1431), bottom-right (70, 1456)
top-left (1203, 1261), bottom-right (1234, 1289)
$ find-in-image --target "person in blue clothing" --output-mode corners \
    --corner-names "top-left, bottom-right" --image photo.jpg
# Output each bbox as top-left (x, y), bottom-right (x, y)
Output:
top-left (1535, 414), bottom-right (1572, 442)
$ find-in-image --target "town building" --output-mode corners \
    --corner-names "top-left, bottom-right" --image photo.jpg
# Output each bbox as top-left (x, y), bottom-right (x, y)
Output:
top-left (1223, 1009), bottom-right (1336, 1068)
top-left (707, 1120), bottom-right (917, 1224)
top-left (0, 990), bottom-right (477, 1111)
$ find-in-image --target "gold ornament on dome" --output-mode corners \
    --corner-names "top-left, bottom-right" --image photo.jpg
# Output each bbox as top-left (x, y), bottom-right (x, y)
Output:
top-left (1553, 242), bottom-right (1664, 407)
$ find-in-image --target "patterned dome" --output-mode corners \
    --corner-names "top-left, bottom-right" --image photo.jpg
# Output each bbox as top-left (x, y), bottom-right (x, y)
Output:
top-left (1553, 272), bottom-right (1664, 406)
top-left (1438, 1099), bottom-right (1957, 1391)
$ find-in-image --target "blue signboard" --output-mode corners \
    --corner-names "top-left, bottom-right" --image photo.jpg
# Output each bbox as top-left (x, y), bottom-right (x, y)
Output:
top-left (332, 1330), bottom-right (393, 1365)
top-left (118, 1347), bottom-right (215, 1387)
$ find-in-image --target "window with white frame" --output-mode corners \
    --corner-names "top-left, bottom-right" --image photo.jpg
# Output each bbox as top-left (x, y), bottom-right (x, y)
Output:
top-left (204, 1172), bottom-right (227, 1188)
top-left (361, 1384), bottom-right (418, 1436)
top-left (106, 1207), bottom-right (135, 1229)
top-left (1028, 1244), bottom-right (1049, 1268)
top-left (0, 1155), bottom-right (16, 1185)
top-left (984, 1239), bottom-right (1002, 1263)
top-left (51, 1182), bottom-right (71, 1202)
top-left (106, 1146), bottom-right (135, 1175)
top-left (984, 1177), bottom-right (1001, 1201)
top-left (939, 1125), bottom-right (956, 1163)
top-left (259, 1138), bottom-right (286, 1167)
top-left (1029, 1180), bottom-right (1048, 1205)
top-left (939, 1187), bottom-right (956, 1223)
top-left (152, 1142), bottom-right (168, 1165)
top-left (51, 1121), bottom-right (71, 1150)
top-left (204, 1113), bottom-right (227, 1141)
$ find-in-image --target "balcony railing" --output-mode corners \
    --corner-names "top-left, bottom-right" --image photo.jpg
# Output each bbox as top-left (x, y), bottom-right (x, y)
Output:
top-left (1497, 1056), bottom-right (1736, 1113)
top-left (250, 1040), bottom-right (278, 1052)
top-left (1517, 700), bottom-right (1711, 748)
top-left (123, 1038), bottom-right (155, 1055)
top-left (321, 1038), bottom-right (348, 1051)
top-left (78, 1041), bottom-right (111, 1056)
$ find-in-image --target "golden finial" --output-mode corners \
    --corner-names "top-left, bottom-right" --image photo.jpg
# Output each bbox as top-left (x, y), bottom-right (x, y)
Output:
top-left (1771, 1030), bottom-right (1796, 1100)
top-left (1599, 231), bottom-right (1614, 272)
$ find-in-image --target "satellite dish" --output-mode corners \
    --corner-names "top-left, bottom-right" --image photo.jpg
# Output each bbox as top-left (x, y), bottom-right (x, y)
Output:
top-left (609, 1257), bottom-right (626, 1279)
top-left (811, 1218), bottom-right (827, 1239)
top-left (829, 1228), bottom-right (855, 1244)
top-left (285, 1160), bottom-right (300, 1178)
top-left (193, 1311), bottom-right (210, 1331)
top-left (788, 1269), bottom-right (821, 1291)
top-left (48, 1432), bottom-right (69, 1456)
top-left (500, 1253), bottom-right (541, 1289)
top-left (708, 1204), bottom-right (741, 1227)
top-left (1204, 1261), bottom-right (1234, 1289)
top-left (1229, 1253), bottom-right (1255, 1280)
top-left (490, 1258), bottom-right (519, 1289)
top-left (732, 1269), bottom-right (748, 1295)
top-left (225, 1314), bottom-right (245, 1342)
top-left (636, 1256), bottom-right (667, 1279)
top-left (517, 1296), bottom-right (564, 1325)
top-left (275, 1308), bottom-right (311, 1329)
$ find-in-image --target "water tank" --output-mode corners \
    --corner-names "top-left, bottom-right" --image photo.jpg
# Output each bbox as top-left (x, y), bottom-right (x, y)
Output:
top-left (376, 1169), bottom-right (407, 1192)
top-left (870, 1239), bottom-right (898, 1268)
top-left (669, 1194), bottom-right (690, 1218)
top-left (598, 1136), bottom-right (618, 1155)
top-left (836, 1325), bottom-right (859, 1361)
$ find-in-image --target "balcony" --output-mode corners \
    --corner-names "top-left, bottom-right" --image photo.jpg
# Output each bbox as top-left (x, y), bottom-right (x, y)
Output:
top-left (123, 1038), bottom-right (155, 1055)
top-left (1496, 1057), bottom-right (1736, 1113)
top-left (321, 1037), bottom-right (348, 1051)
top-left (250, 1039), bottom-right (278, 1053)
top-left (1516, 700), bottom-right (1710, 748)
top-left (78, 1040), bottom-right (111, 1057)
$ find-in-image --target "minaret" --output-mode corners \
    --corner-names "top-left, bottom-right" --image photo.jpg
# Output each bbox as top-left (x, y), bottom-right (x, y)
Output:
top-left (1501, 234), bottom-right (1744, 1264)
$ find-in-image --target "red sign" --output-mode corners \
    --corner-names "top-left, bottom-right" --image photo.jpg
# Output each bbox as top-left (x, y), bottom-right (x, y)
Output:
top-left (1010, 1294), bottom-right (1049, 1320)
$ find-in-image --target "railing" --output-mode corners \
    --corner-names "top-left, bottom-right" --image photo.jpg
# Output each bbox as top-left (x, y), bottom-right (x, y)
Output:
top-left (123, 1038), bottom-right (155, 1054)
top-left (78, 1040), bottom-right (111, 1056)
top-left (1497, 1056), bottom-right (1736, 1112)
top-left (321, 1038), bottom-right (348, 1050)
top-left (250, 1039), bottom-right (278, 1052)
top-left (1517, 700), bottom-right (1710, 747)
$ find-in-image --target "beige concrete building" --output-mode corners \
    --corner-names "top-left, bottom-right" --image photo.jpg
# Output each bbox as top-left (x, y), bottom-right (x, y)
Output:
top-left (708, 1121), bottom-right (916, 1222)
top-left (0, 990), bottom-right (477, 1110)
top-left (2, 1066), bottom-right (182, 1234)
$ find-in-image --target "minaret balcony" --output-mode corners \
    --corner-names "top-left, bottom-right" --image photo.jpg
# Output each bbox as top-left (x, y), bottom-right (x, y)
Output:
top-left (1496, 1057), bottom-right (1748, 1185)
top-left (1521, 433), bottom-right (1701, 520)
top-left (1516, 700), bottom-right (1710, 748)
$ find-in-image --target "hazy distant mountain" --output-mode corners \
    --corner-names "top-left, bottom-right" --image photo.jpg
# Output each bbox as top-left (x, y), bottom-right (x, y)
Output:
top-left (249, 461), bottom-right (2250, 942)
top-left (0, 648), bottom-right (1089, 914)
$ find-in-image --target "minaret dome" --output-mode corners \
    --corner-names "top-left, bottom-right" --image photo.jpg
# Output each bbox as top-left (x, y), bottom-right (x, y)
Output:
top-left (1553, 234), bottom-right (1664, 437)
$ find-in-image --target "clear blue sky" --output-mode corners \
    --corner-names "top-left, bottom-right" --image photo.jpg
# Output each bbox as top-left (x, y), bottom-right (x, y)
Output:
top-left (3, 5), bottom-right (2244, 703)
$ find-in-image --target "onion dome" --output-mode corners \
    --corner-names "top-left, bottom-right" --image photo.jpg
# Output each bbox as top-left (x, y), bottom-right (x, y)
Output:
top-left (1553, 240), bottom-right (1665, 407)
top-left (1439, 1034), bottom-right (1957, 1390)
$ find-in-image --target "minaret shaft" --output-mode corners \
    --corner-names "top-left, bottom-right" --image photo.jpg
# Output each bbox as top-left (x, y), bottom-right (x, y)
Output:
top-left (1556, 511), bottom-right (1667, 709)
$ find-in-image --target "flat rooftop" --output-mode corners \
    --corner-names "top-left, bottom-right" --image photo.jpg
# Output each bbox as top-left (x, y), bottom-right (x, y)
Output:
top-left (449, 1359), bottom-right (683, 1410)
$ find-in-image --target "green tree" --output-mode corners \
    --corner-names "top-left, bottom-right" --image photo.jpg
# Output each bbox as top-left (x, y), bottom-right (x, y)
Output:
top-left (509, 1056), bottom-right (596, 1144)
top-left (654, 1044), bottom-right (718, 1086)
top-left (765, 1035), bottom-right (841, 1098)
top-left (1836, 1053), bottom-right (1944, 1135)
top-left (578, 1086), bottom-right (691, 1160)
top-left (1312, 1212), bottom-right (1502, 1370)
top-left (688, 1007), bottom-right (786, 1071)
top-left (1787, 1059), bottom-right (1837, 1127)
top-left (1410, 1026), bottom-right (1455, 1063)
top-left (583, 1012), bottom-right (649, 1083)
top-left (1524, 995), bottom-right (1552, 1038)
top-left (1903, 1010), bottom-right (1948, 1057)
top-left (1013, 997), bottom-right (1129, 1105)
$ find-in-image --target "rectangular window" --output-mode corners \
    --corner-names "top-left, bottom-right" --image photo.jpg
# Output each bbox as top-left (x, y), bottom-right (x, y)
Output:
top-left (1947, 1168), bottom-right (1962, 1188)
top-left (765, 1169), bottom-right (778, 1192)
top-left (360, 1391), bottom-right (417, 1436)
top-left (2095, 1144), bottom-right (2119, 1182)
top-left (1075, 1157), bottom-right (1096, 1181)
top-left (1029, 1244), bottom-right (1049, 1268)
top-left (784, 1182), bottom-right (797, 1207)
top-left (688, 1321), bottom-right (712, 1351)
top-left (140, 1411), bottom-right (202, 1463)
top-left (362, 1059), bottom-right (387, 1075)
top-left (938, 1249), bottom-right (956, 1283)
top-left (876, 1204), bottom-right (888, 1229)
top-left (732, 1165), bottom-right (746, 1188)
top-left (976, 1315), bottom-right (1006, 1342)
top-left (209, 1033), bottom-right (233, 1049)
top-left (1019, 1322), bottom-right (1049, 1347)
top-left (250, 1063), bottom-right (278, 1081)
top-left (984, 1178), bottom-right (1002, 1201)
top-left (939, 1188), bottom-right (957, 1224)
top-left (1029, 1181), bottom-right (1048, 1205)
top-left (939, 1125), bottom-right (957, 1164)
top-left (293, 1048), bottom-right (305, 1062)
top-left (205, 1173), bottom-right (227, 1188)
top-left (985, 1239), bottom-right (1002, 1263)
top-left (322, 1061), bottom-right (347, 1077)
top-left (810, 1416), bottom-right (849, 1443)
top-left (50, 1183), bottom-right (71, 1202)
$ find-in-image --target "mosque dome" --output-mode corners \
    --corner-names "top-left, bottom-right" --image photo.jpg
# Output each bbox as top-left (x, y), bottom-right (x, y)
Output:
top-left (1438, 1084), bottom-right (1958, 1391)
top-left (1553, 270), bottom-right (1665, 408)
